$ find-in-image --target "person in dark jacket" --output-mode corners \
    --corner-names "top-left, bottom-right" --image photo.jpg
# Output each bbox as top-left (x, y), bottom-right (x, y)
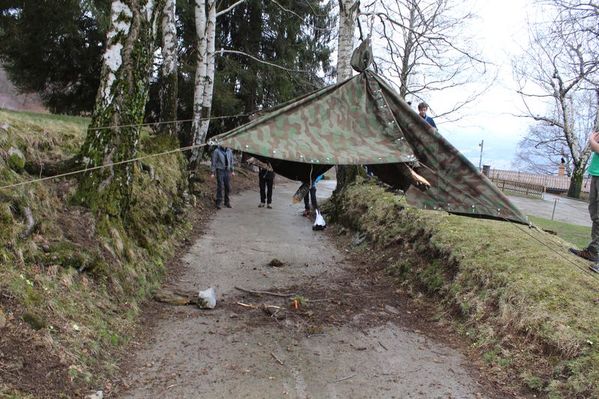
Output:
top-left (258, 166), bottom-right (275, 208)
top-left (418, 102), bottom-right (437, 128)
top-left (210, 146), bottom-right (234, 209)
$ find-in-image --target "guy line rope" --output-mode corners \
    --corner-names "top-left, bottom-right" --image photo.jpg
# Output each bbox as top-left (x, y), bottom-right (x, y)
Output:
top-left (0, 111), bottom-right (260, 191)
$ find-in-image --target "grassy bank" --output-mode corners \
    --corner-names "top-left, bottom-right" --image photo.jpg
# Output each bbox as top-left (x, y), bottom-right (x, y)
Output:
top-left (332, 179), bottom-right (599, 398)
top-left (528, 215), bottom-right (591, 250)
top-left (0, 109), bottom-right (200, 397)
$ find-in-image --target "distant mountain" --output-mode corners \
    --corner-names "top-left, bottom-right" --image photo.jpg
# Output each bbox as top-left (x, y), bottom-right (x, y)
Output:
top-left (0, 66), bottom-right (46, 113)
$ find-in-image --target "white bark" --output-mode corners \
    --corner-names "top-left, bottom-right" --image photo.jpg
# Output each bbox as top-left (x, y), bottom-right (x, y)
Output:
top-left (161, 0), bottom-right (177, 76)
top-left (336, 0), bottom-right (359, 82)
top-left (100, 1), bottom-right (133, 105)
top-left (190, 0), bottom-right (208, 162)
top-left (196, 0), bottom-right (216, 146)
top-left (334, 0), bottom-right (359, 192)
top-left (189, 0), bottom-right (246, 165)
top-left (160, 0), bottom-right (178, 136)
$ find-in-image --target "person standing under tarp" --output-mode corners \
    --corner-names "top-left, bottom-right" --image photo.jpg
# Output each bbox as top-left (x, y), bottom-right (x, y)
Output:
top-left (211, 145), bottom-right (234, 209)
top-left (303, 174), bottom-right (323, 217)
top-left (570, 131), bottom-right (599, 273)
top-left (418, 102), bottom-right (437, 128)
top-left (258, 165), bottom-right (275, 209)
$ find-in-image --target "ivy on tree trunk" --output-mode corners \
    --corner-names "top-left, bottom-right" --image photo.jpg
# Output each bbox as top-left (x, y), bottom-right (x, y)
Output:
top-left (77, 0), bottom-right (164, 217)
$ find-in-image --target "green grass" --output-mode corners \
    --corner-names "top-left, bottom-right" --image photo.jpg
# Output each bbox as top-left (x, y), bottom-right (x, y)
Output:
top-left (529, 215), bottom-right (591, 249)
top-left (334, 179), bottom-right (599, 398)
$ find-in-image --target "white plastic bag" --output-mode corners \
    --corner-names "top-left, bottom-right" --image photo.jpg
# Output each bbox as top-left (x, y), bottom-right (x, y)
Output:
top-left (312, 210), bottom-right (326, 231)
top-left (198, 287), bottom-right (217, 309)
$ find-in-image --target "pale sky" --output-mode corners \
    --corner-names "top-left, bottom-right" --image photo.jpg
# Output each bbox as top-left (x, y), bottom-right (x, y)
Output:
top-left (431, 0), bottom-right (539, 170)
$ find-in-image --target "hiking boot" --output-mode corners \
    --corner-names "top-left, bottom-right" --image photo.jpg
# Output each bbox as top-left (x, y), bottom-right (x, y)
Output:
top-left (258, 203), bottom-right (265, 208)
top-left (590, 264), bottom-right (599, 273)
top-left (216, 204), bottom-right (221, 210)
top-left (224, 203), bottom-right (231, 208)
top-left (569, 247), bottom-right (599, 262)
top-left (302, 209), bottom-right (310, 217)
top-left (267, 204), bottom-right (272, 209)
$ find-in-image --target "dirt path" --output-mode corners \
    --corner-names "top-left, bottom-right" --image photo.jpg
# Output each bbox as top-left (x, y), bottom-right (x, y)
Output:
top-left (115, 183), bottom-right (491, 399)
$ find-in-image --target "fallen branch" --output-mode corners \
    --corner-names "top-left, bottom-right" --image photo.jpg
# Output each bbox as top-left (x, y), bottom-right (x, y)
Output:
top-left (271, 352), bottom-right (284, 366)
top-left (24, 156), bottom-right (81, 177)
top-left (234, 286), bottom-right (295, 298)
top-left (236, 302), bottom-right (282, 311)
top-left (236, 302), bottom-right (257, 309)
top-left (331, 374), bottom-right (356, 383)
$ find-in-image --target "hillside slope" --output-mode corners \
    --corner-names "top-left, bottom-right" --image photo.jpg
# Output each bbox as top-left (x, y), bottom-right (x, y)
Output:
top-left (0, 109), bottom-right (255, 397)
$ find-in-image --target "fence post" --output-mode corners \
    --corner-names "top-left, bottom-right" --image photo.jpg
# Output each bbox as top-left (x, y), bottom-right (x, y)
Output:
top-left (551, 198), bottom-right (559, 221)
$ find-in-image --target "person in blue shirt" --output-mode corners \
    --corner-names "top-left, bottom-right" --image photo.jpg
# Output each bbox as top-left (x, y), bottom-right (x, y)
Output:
top-left (418, 102), bottom-right (437, 129)
top-left (570, 130), bottom-right (599, 273)
top-left (303, 174), bottom-right (323, 217)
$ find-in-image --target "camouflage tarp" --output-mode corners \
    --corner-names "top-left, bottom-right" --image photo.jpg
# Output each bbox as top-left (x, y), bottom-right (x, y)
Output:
top-left (210, 72), bottom-right (528, 224)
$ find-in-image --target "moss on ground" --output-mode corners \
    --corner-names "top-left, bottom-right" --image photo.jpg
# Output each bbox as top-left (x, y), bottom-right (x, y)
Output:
top-left (332, 179), bottom-right (599, 398)
top-left (0, 109), bottom-right (198, 397)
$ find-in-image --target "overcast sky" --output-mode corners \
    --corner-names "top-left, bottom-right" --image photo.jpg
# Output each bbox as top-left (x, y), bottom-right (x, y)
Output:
top-left (432, 0), bottom-right (539, 170)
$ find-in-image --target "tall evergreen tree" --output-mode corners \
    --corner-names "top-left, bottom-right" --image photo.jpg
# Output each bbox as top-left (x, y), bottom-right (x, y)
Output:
top-left (0, 0), bottom-right (110, 114)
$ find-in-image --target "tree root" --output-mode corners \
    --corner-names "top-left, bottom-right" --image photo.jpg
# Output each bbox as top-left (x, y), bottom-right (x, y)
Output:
top-left (24, 156), bottom-right (81, 177)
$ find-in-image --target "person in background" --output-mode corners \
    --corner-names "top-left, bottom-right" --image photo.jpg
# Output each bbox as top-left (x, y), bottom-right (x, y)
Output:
top-left (303, 174), bottom-right (323, 217)
top-left (418, 102), bottom-right (437, 128)
top-left (570, 131), bottom-right (599, 273)
top-left (210, 145), bottom-right (234, 209)
top-left (258, 164), bottom-right (275, 209)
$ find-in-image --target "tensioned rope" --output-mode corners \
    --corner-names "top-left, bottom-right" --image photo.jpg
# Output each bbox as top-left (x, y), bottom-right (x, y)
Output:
top-left (505, 216), bottom-right (599, 283)
top-left (0, 142), bottom-right (209, 191)
top-left (0, 110), bottom-right (262, 191)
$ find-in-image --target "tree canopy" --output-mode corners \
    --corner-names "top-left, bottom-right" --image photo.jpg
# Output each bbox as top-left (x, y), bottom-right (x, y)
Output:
top-left (0, 0), bottom-right (110, 114)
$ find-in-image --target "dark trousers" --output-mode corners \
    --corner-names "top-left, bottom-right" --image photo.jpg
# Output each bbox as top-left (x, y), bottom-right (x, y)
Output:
top-left (259, 176), bottom-right (274, 204)
top-left (589, 176), bottom-right (599, 253)
top-left (216, 169), bottom-right (231, 206)
top-left (304, 187), bottom-right (317, 210)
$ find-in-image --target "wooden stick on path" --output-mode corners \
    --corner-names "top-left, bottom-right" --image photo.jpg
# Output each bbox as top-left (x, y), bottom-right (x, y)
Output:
top-left (235, 286), bottom-right (296, 298)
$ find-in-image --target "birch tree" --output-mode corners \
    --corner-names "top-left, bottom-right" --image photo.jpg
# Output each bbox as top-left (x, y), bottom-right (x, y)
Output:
top-left (159, 0), bottom-right (178, 136)
top-left (334, 0), bottom-right (361, 192)
top-left (77, 0), bottom-right (164, 216)
top-left (361, 0), bottom-right (486, 116)
top-left (186, 0), bottom-right (245, 171)
top-left (514, 2), bottom-right (598, 198)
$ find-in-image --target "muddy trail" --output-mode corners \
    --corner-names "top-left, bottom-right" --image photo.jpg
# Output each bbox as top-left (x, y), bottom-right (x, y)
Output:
top-left (113, 182), bottom-right (496, 399)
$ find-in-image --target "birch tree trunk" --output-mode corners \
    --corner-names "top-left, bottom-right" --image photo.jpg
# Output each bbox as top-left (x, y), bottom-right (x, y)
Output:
top-left (197, 0), bottom-right (216, 148)
top-left (334, 0), bottom-right (360, 194)
top-left (159, 0), bottom-right (178, 137)
top-left (187, 0), bottom-right (208, 170)
top-left (77, 0), bottom-right (163, 217)
top-left (336, 0), bottom-right (358, 82)
top-left (188, 0), bottom-right (238, 173)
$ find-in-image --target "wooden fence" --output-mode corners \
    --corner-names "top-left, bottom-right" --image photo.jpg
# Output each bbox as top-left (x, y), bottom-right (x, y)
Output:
top-left (488, 169), bottom-right (590, 194)
top-left (489, 178), bottom-right (545, 199)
